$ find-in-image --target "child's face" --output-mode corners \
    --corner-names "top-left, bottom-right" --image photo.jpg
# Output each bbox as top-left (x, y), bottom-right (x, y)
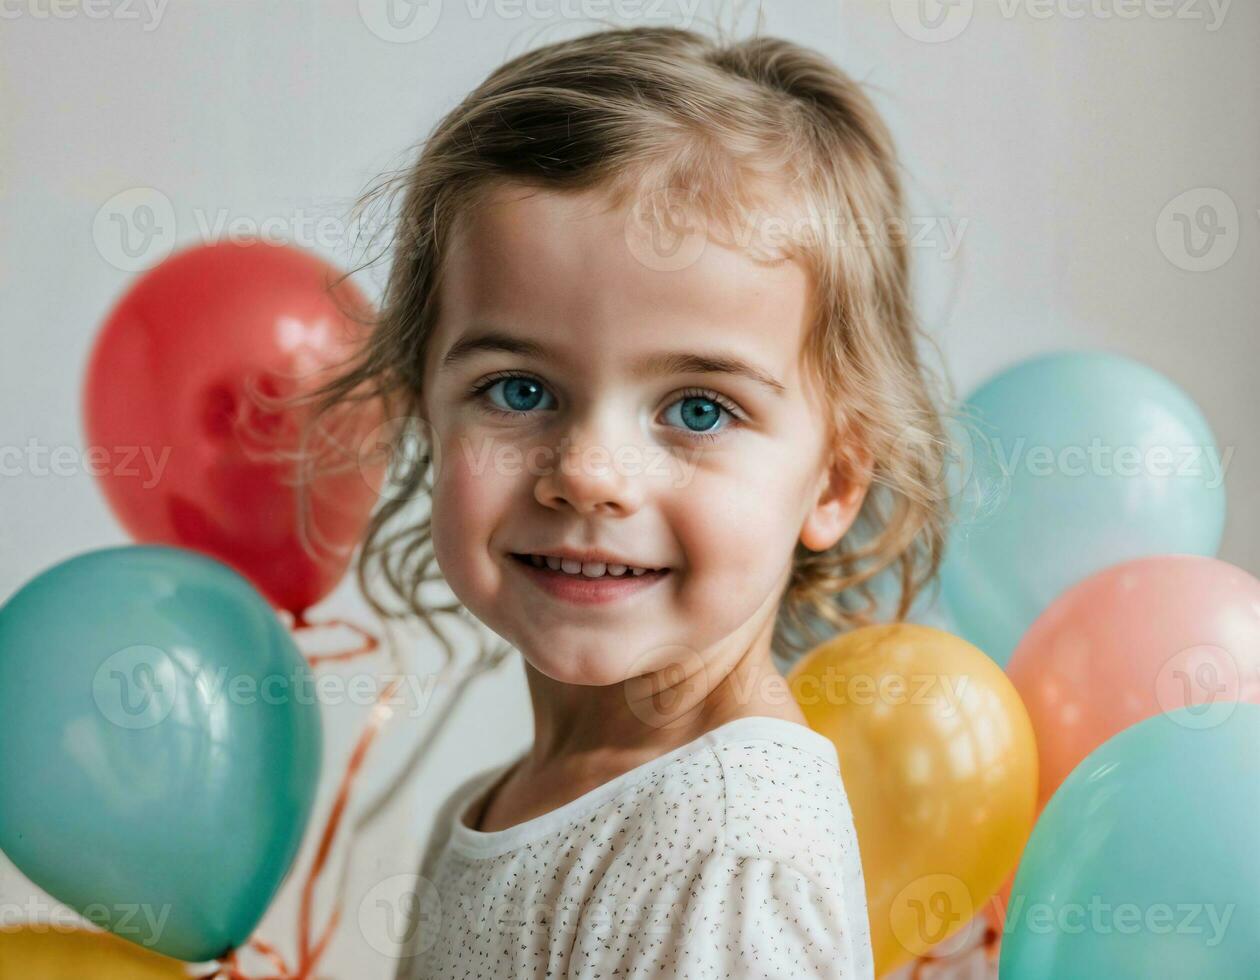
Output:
top-left (420, 183), bottom-right (865, 686)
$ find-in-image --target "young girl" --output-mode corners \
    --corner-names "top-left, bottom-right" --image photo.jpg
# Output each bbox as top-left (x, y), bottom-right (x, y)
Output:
top-left (303, 23), bottom-right (950, 980)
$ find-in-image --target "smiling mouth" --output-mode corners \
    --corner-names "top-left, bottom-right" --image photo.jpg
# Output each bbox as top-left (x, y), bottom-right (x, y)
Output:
top-left (509, 553), bottom-right (670, 580)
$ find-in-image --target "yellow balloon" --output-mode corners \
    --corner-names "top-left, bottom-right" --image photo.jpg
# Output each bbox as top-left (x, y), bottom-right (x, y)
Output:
top-left (0, 924), bottom-right (191, 978)
top-left (787, 623), bottom-right (1037, 977)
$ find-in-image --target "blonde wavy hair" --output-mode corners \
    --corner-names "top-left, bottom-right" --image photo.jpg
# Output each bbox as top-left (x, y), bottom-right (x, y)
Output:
top-left (283, 23), bottom-right (959, 672)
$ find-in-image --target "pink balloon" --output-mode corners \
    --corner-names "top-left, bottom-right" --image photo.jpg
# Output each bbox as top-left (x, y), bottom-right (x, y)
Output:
top-left (1007, 554), bottom-right (1260, 811)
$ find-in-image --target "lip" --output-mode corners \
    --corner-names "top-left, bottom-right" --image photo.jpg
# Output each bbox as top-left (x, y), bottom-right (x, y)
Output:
top-left (512, 547), bottom-right (668, 570)
top-left (506, 553), bottom-right (671, 606)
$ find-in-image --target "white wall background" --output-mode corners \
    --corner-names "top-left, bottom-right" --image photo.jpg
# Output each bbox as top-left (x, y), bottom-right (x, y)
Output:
top-left (1, 1), bottom-right (1256, 977)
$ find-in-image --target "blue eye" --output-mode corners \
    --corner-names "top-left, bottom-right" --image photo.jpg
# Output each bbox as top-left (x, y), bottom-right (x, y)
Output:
top-left (662, 393), bottom-right (735, 440)
top-left (475, 375), bottom-right (555, 414)
top-left (469, 374), bottom-right (743, 443)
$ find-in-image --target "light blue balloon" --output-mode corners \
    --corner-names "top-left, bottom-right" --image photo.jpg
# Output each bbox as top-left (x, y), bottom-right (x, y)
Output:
top-left (0, 545), bottom-right (322, 962)
top-left (940, 351), bottom-right (1226, 666)
top-left (999, 704), bottom-right (1260, 978)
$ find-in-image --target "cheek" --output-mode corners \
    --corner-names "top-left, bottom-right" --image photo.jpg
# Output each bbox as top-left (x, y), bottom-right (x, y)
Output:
top-left (669, 458), bottom-right (807, 607)
top-left (428, 431), bottom-right (512, 596)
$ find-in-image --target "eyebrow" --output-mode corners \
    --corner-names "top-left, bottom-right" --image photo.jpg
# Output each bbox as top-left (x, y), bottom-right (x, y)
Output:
top-left (440, 329), bottom-right (786, 395)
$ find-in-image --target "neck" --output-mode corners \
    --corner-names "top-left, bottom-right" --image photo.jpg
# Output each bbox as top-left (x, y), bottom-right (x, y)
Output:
top-left (517, 590), bottom-right (805, 776)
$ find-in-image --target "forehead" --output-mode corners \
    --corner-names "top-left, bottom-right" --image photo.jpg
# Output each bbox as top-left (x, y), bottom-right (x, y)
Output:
top-left (432, 183), bottom-right (815, 380)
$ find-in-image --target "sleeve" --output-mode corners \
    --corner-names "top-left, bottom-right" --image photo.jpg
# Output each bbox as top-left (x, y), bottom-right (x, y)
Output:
top-left (685, 851), bottom-right (868, 980)
top-left (574, 847), bottom-right (870, 980)
top-left (392, 765), bottom-right (508, 980)
top-left (417, 766), bottom-right (500, 879)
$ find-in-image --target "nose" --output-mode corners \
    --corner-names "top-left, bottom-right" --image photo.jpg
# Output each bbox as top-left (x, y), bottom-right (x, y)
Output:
top-left (533, 409), bottom-right (645, 517)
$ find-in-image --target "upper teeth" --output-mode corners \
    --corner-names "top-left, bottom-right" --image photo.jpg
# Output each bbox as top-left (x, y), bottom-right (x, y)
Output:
top-left (528, 554), bottom-right (659, 577)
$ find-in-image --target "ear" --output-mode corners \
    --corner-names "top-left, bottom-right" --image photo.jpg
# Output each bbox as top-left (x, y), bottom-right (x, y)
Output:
top-left (799, 438), bottom-right (872, 553)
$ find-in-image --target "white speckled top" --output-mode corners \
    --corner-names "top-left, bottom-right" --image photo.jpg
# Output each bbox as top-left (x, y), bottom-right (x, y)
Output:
top-left (393, 715), bottom-right (874, 979)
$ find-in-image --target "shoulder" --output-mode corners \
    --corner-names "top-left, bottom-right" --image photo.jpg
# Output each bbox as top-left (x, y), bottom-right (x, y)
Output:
top-left (712, 735), bottom-right (859, 871)
top-left (584, 738), bottom-right (874, 979)
top-left (417, 763), bottom-right (504, 876)
top-left (704, 737), bottom-right (872, 978)
top-left (632, 732), bottom-right (858, 867)
top-left (694, 738), bottom-right (872, 978)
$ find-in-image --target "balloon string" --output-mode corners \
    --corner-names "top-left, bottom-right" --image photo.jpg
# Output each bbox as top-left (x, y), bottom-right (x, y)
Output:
top-left (289, 615), bottom-right (381, 667)
top-left (249, 938), bottom-right (294, 975)
top-left (908, 923), bottom-right (999, 978)
top-left (982, 922), bottom-right (1001, 972)
top-left (194, 618), bottom-right (396, 980)
top-left (194, 948), bottom-right (254, 980)
top-left (296, 675), bottom-right (403, 974)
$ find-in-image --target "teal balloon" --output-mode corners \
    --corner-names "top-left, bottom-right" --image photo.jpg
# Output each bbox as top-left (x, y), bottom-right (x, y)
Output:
top-left (0, 545), bottom-right (322, 962)
top-left (999, 705), bottom-right (1260, 979)
top-left (940, 351), bottom-right (1226, 665)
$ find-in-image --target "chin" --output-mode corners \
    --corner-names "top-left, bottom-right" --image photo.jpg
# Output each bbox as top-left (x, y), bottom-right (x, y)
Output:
top-left (521, 645), bottom-right (632, 687)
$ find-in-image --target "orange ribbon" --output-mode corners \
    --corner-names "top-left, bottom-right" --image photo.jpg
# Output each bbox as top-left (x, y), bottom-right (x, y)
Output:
top-left (909, 921), bottom-right (1000, 979)
top-left (194, 615), bottom-right (398, 980)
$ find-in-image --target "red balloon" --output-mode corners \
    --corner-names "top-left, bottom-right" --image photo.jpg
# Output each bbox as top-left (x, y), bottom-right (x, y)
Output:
top-left (83, 239), bottom-right (384, 620)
